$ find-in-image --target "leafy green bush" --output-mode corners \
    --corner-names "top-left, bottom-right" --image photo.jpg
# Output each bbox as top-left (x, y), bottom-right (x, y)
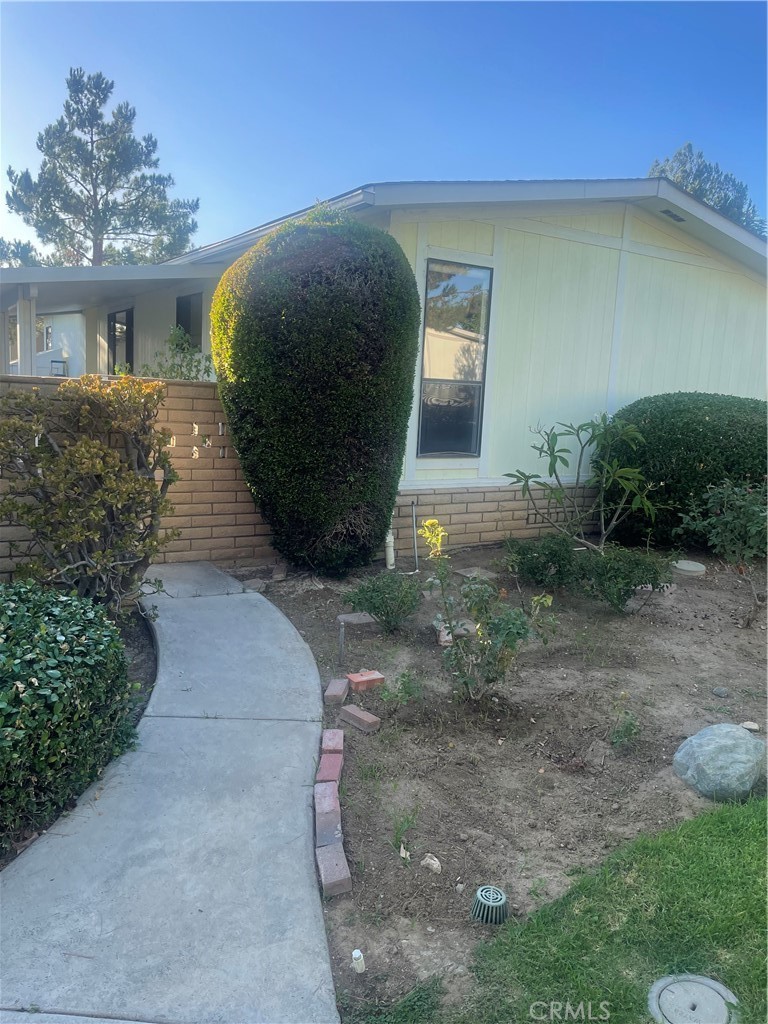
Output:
top-left (677, 480), bottom-right (768, 628)
top-left (0, 581), bottom-right (134, 851)
top-left (607, 392), bottom-right (767, 544)
top-left (0, 376), bottom-right (177, 611)
top-left (580, 545), bottom-right (672, 612)
top-left (210, 207), bottom-right (420, 573)
top-left (676, 480), bottom-right (767, 566)
top-left (505, 414), bottom-right (657, 552)
top-left (345, 572), bottom-right (421, 633)
top-left (381, 670), bottom-right (423, 707)
top-left (137, 325), bottom-right (213, 381)
top-left (421, 521), bottom-right (557, 698)
top-left (505, 534), bottom-right (580, 588)
top-left (507, 536), bottom-right (672, 612)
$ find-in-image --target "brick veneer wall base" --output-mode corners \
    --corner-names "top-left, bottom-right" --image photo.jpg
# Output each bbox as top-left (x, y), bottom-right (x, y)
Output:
top-left (0, 375), bottom-right (591, 580)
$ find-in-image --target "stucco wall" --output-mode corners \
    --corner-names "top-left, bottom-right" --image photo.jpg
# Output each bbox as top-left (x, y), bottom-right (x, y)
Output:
top-left (33, 312), bottom-right (86, 378)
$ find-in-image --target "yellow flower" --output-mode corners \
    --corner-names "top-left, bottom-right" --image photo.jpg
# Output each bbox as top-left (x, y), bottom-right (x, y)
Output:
top-left (417, 517), bottom-right (448, 557)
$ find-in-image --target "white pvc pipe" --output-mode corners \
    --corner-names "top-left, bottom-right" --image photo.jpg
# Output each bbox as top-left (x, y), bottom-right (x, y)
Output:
top-left (385, 528), bottom-right (395, 569)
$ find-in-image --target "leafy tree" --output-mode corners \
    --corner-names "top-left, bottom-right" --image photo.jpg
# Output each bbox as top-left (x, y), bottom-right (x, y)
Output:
top-left (6, 68), bottom-right (199, 265)
top-left (649, 142), bottom-right (766, 238)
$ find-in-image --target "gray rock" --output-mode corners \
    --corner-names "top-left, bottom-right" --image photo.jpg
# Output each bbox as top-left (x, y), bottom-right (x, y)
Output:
top-left (673, 723), bottom-right (766, 801)
top-left (741, 721), bottom-right (761, 733)
top-left (711, 686), bottom-right (729, 698)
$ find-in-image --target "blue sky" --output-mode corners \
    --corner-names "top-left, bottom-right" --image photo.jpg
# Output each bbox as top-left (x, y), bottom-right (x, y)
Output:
top-left (1, 1), bottom-right (765, 251)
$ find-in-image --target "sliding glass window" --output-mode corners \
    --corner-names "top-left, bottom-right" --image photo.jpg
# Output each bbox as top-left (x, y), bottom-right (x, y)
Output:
top-left (417, 259), bottom-right (492, 457)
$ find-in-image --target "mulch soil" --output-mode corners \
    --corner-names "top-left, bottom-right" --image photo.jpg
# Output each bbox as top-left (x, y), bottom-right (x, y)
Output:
top-left (253, 545), bottom-right (766, 1013)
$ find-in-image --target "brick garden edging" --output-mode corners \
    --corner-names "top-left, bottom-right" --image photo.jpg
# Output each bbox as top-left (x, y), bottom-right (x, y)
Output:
top-left (314, 675), bottom-right (385, 898)
top-left (315, 729), bottom-right (352, 897)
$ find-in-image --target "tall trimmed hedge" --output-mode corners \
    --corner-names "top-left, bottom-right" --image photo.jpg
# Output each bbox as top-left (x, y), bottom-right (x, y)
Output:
top-left (607, 392), bottom-right (767, 544)
top-left (0, 581), bottom-right (133, 850)
top-left (211, 209), bottom-right (420, 572)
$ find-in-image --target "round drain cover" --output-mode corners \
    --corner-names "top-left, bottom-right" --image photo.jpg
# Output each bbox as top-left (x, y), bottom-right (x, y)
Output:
top-left (672, 559), bottom-right (706, 578)
top-left (649, 975), bottom-right (738, 1024)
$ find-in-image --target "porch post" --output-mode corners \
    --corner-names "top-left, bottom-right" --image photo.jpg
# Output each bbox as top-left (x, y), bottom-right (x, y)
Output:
top-left (0, 311), bottom-right (8, 373)
top-left (16, 286), bottom-right (36, 376)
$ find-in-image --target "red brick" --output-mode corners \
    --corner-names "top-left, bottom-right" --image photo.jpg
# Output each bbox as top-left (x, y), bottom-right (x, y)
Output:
top-left (316, 753), bottom-right (343, 783)
top-left (322, 729), bottom-right (344, 755)
top-left (339, 705), bottom-right (381, 734)
top-left (324, 678), bottom-right (349, 705)
top-left (314, 782), bottom-right (342, 847)
top-left (315, 843), bottom-right (352, 897)
top-left (346, 670), bottom-right (385, 693)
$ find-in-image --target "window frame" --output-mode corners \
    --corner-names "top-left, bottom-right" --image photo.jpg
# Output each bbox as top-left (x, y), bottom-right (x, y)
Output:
top-left (416, 257), bottom-right (494, 459)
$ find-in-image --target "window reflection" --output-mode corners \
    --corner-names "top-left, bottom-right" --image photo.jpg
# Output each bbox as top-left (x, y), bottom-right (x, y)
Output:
top-left (418, 260), bottom-right (492, 457)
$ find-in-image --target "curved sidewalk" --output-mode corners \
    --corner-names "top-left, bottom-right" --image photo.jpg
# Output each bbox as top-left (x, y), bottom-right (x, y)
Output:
top-left (0, 562), bottom-right (339, 1024)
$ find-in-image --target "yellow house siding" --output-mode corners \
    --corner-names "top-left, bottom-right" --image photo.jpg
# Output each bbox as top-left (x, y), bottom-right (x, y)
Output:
top-left (415, 467), bottom-right (478, 481)
top-left (484, 227), bottom-right (619, 477)
top-left (426, 220), bottom-right (495, 255)
top-left (614, 254), bottom-right (766, 406)
top-left (629, 215), bottom-right (708, 255)
top-left (536, 211), bottom-right (624, 237)
top-left (388, 221), bottom-right (418, 268)
top-left (395, 202), bottom-right (764, 486)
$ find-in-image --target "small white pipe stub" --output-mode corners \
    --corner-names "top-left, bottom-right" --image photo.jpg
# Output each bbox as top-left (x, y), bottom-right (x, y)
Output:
top-left (385, 529), bottom-right (395, 570)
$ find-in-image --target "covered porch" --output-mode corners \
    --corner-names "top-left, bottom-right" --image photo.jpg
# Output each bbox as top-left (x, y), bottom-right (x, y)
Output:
top-left (1, 264), bottom-right (227, 377)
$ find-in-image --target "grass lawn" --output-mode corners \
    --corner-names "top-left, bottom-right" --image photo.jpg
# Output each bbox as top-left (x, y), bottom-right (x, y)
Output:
top-left (348, 799), bottom-right (766, 1024)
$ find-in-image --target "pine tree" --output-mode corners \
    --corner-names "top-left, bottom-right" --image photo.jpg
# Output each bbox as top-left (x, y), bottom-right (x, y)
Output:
top-left (649, 143), bottom-right (765, 239)
top-left (6, 68), bottom-right (199, 265)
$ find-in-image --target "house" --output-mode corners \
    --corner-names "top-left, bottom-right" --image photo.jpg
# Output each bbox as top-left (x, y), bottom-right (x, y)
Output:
top-left (2, 177), bottom-right (765, 499)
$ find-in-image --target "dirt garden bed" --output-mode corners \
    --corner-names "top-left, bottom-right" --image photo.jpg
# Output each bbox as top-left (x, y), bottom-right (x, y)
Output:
top-left (246, 545), bottom-right (765, 1015)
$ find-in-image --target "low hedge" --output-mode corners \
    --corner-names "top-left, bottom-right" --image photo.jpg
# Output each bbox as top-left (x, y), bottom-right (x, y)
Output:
top-left (606, 392), bottom-right (767, 544)
top-left (506, 536), bottom-right (672, 612)
top-left (0, 581), bottom-right (133, 850)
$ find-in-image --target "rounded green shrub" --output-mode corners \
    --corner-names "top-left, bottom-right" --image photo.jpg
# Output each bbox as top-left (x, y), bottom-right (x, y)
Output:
top-left (0, 581), bottom-right (133, 850)
top-left (505, 534), bottom-right (580, 588)
top-left (345, 571), bottom-right (421, 633)
top-left (211, 208), bottom-right (420, 573)
top-left (606, 392), bottom-right (767, 544)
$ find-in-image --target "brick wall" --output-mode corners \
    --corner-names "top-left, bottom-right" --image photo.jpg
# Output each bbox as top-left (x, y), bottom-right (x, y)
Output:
top-left (392, 485), bottom-right (594, 559)
top-left (1, 375), bottom-right (588, 579)
top-left (0, 375), bottom-right (277, 580)
top-left (154, 381), bottom-right (275, 565)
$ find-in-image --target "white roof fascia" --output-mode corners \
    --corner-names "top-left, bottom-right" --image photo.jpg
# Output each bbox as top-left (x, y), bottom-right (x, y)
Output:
top-left (166, 177), bottom-right (766, 272)
top-left (366, 178), bottom-right (662, 207)
top-left (0, 264), bottom-right (224, 286)
top-left (165, 187), bottom-right (375, 265)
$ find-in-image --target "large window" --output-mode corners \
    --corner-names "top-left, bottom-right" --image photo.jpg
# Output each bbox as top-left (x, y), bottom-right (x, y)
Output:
top-left (417, 259), bottom-right (492, 457)
top-left (176, 293), bottom-right (203, 350)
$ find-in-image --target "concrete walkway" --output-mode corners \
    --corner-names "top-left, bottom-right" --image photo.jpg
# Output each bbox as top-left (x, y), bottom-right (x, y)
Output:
top-left (0, 563), bottom-right (339, 1024)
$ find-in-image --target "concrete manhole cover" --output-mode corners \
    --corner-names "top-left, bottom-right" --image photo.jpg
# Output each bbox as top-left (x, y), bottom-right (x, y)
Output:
top-left (649, 975), bottom-right (738, 1024)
